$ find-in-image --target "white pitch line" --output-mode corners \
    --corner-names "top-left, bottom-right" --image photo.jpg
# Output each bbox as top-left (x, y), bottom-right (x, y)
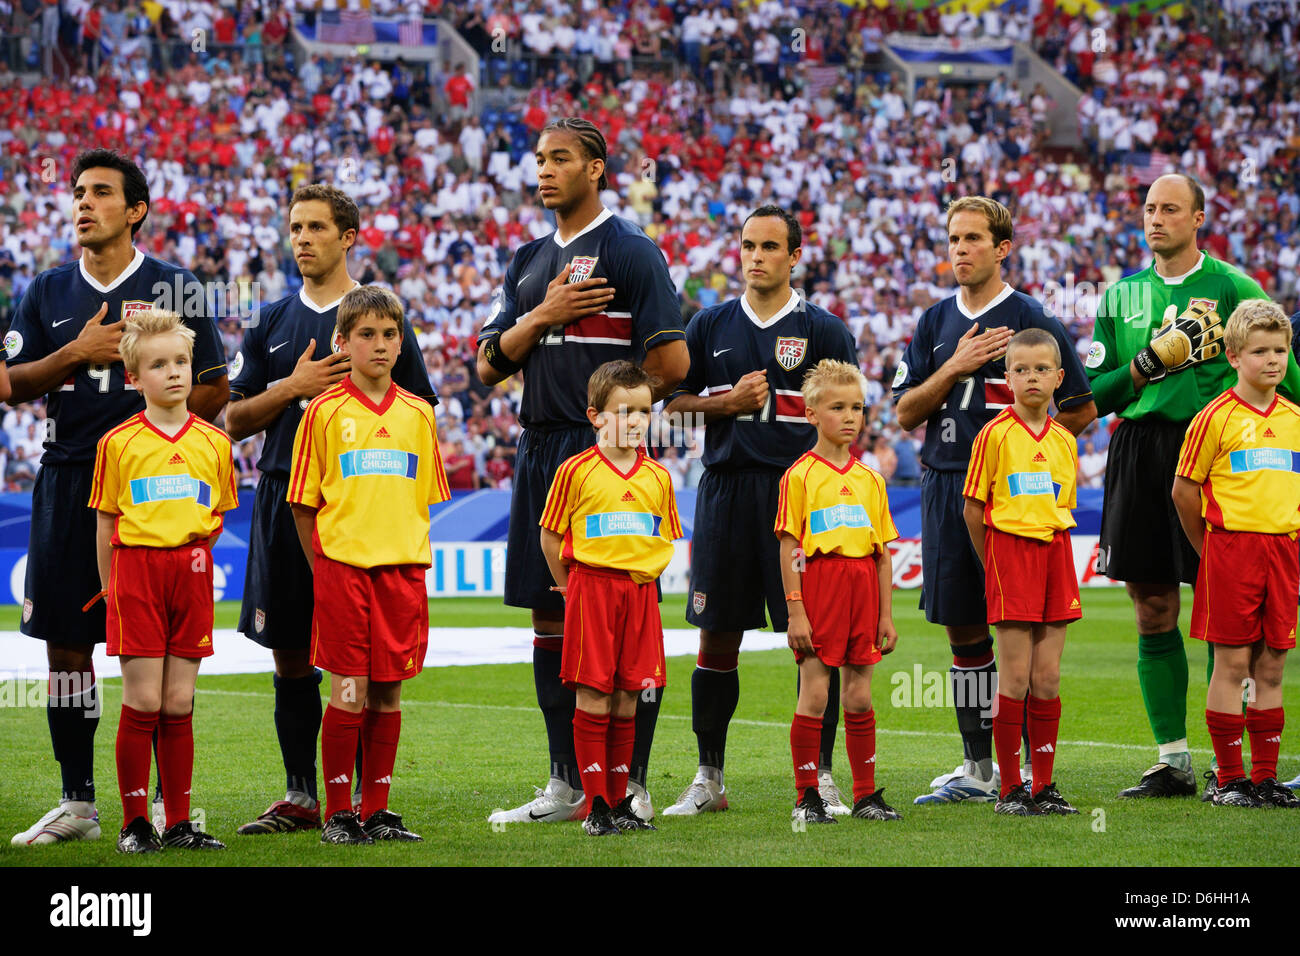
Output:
top-left (185, 688), bottom-right (1300, 761)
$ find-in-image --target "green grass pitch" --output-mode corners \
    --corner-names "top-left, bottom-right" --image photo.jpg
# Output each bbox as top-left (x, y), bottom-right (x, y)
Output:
top-left (1, 589), bottom-right (1297, 867)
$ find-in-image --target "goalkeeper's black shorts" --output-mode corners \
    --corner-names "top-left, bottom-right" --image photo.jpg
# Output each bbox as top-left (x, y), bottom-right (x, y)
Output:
top-left (1097, 417), bottom-right (1199, 587)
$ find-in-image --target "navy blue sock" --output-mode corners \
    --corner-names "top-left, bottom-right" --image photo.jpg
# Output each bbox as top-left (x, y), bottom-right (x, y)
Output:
top-left (951, 638), bottom-right (996, 768)
top-left (48, 671), bottom-right (98, 803)
top-left (534, 646), bottom-right (579, 789)
top-left (274, 670), bottom-right (323, 801)
top-left (692, 664), bottom-right (739, 770)
top-left (630, 685), bottom-right (662, 789)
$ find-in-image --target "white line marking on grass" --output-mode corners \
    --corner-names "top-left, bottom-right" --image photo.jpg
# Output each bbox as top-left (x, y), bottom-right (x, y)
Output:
top-left (186, 689), bottom-right (1300, 761)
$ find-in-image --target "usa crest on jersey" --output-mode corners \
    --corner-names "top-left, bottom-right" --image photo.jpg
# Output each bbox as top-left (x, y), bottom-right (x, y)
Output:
top-left (121, 300), bottom-right (154, 321)
top-left (567, 256), bottom-right (599, 283)
top-left (776, 336), bottom-right (808, 371)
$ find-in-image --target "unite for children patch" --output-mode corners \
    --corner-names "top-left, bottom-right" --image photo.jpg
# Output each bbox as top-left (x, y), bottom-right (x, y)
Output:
top-left (338, 449), bottom-right (418, 479)
top-left (1228, 448), bottom-right (1299, 473)
top-left (809, 504), bottom-right (870, 535)
top-left (584, 511), bottom-right (661, 537)
top-left (129, 475), bottom-right (212, 506)
top-left (1006, 472), bottom-right (1058, 497)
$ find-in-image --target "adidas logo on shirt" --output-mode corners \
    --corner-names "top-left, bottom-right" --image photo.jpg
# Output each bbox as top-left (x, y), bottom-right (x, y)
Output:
top-left (197, 635), bottom-right (211, 647)
top-left (374, 775), bottom-right (392, 784)
top-left (839, 485), bottom-right (852, 496)
top-left (582, 763), bottom-right (603, 774)
top-left (405, 657), bottom-right (414, 669)
top-left (1070, 598), bottom-right (1080, 609)
top-left (1264, 428), bottom-right (1276, 438)
top-left (1035, 743), bottom-right (1055, 753)
top-left (621, 490), bottom-right (636, 502)
top-left (328, 774), bottom-right (351, 784)
top-left (168, 453), bottom-right (185, 465)
top-left (1032, 452), bottom-right (1047, 463)
top-left (376, 426), bottom-right (391, 438)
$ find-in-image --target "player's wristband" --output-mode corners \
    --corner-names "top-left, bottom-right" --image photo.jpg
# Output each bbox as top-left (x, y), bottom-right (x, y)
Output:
top-left (785, 590), bottom-right (803, 602)
top-left (1133, 347), bottom-right (1166, 382)
top-left (482, 336), bottom-right (523, 376)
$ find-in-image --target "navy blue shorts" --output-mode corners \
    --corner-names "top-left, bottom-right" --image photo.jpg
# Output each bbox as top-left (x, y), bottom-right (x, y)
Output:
top-left (505, 425), bottom-right (597, 612)
top-left (919, 467), bottom-right (987, 628)
top-left (239, 473), bottom-right (315, 649)
top-left (686, 467), bottom-right (787, 633)
top-left (22, 463), bottom-right (106, 645)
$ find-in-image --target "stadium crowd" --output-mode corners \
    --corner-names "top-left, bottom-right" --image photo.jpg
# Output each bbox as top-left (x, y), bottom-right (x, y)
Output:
top-left (0, 0), bottom-right (1297, 493)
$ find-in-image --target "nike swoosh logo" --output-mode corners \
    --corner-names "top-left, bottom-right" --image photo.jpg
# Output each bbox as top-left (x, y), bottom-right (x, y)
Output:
top-left (528, 809), bottom-right (560, 821)
top-left (713, 348), bottom-right (732, 357)
top-left (518, 272), bottom-right (534, 288)
top-left (933, 343), bottom-right (944, 352)
top-left (269, 342), bottom-right (288, 353)
top-left (694, 800), bottom-right (710, 810)
top-left (53, 318), bottom-right (75, 327)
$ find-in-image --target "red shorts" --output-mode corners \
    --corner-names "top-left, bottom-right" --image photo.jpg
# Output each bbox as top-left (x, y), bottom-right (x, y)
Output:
top-left (311, 552), bottom-right (429, 681)
top-left (561, 563), bottom-right (666, 694)
top-left (984, 527), bottom-right (1081, 625)
top-left (107, 543), bottom-right (214, 658)
top-left (1191, 528), bottom-right (1298, 649)
top-left (796, 554), bottom-right (881, 667)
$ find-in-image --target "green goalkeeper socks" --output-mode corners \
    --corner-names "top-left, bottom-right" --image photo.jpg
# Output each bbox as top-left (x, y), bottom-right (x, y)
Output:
top-left (1137, 629), bottom-right (1188, 748)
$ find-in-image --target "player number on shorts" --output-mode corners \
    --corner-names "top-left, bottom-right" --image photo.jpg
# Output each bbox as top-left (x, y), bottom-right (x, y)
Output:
top-left (737, 393), bottom-right (772, 422)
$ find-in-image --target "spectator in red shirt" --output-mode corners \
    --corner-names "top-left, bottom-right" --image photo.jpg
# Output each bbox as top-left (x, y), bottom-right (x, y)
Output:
top-left (444, 440), bottom-right (478, 490)
top-left (485, 445), bottom-right (514, 489)
top-left (445, 63), bottom-right (475, 122)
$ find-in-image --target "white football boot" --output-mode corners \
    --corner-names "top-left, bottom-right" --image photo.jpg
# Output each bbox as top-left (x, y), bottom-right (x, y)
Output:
top-left (487, 778), bottom-right (585, 823)
top-left (12, 802), bottom-right (102, 846)
top-left (818, 770), bottom-right (850, 816)
top-left (662, 767), bottom-right (729, 815)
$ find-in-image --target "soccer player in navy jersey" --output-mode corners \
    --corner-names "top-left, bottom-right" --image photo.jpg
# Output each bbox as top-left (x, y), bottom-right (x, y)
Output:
top-left (893, 196), bottom-right (1095, 805)
top-left (477, 118), bottom-right (689, 824)
top-left (225, 184), bottom-right (437, 835)
top-left (660, 205), bottom-right (858, 815)
top-left (9, 148), bottom-right (229, 847)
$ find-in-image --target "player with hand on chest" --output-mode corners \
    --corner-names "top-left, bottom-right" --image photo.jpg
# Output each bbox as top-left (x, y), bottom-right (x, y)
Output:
top-left (661, 205), bottom-right (859, 816)
top-left (477, 118), bottom-right (688, 826)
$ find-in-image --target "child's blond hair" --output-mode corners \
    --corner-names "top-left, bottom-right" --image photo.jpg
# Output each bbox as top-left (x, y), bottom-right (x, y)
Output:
top-left (1224, 299), bottom-right (1290, 354)
top-left (119, 309), bottom-right (195, 374)
top-left (801, 358), bottom-right (867, 408)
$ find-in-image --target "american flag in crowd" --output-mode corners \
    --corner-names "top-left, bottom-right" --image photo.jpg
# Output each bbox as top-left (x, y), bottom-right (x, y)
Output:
top-left (398, 16), bottom-right (424, 46)
top-left (319, 9), bottom-right (377, 45)
top-left (1130, 151), bottom-right (1174, 186)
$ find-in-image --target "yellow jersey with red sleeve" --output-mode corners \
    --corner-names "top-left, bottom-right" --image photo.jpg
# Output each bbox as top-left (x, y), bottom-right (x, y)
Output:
top-left (774, 452), bottom-right (898, 558)
top-left (88, 412), bottom-right (238, 548)
top-left (540, 447), bottom-right (683, 584)
top-left (1176, 389), bottom-right (1300, 534)
top-left (963, 409), bottom-right (1078, 542)
top-left (288, 379), bottom-right (450, 568)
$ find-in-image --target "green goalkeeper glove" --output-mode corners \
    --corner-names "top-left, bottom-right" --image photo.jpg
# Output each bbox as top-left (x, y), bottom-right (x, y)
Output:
top-left (1133, 301), bottom-right (1225, 382)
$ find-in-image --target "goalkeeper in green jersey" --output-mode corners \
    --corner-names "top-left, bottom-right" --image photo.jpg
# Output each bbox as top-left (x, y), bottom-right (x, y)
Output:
top-left (1087, 173), bottom-right (1300, 799)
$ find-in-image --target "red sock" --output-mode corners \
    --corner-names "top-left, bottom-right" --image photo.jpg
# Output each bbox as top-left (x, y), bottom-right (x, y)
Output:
top-left (573, 708), bottom-right (610, 815)
top-left (843, 709), bottom-right (877, 801)
top-left (1245, 706), bottom-right (1284, 784)
top-left (606, 715), bottom-right (635, 807)
top-left (115, 705), bottom-right (158, 825)
top-left (993, 694), bottom-right (1025, 798)
top-left (360, 709), bottom-right (401, 819)
top-left (321, 704), bottom-right (364, 820)
top-left (157, 712), bottom-right (194, 829)
top-left (1026, 694), bottom-right (1061, 795)
top-left (1206, 709), bottom-right (1247, 785)
top-left (790, 713), bottom-right (821, 795)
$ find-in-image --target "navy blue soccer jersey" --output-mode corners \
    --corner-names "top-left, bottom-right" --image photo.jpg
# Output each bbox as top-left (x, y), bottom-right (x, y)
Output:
top-left (891, 285), bottom-right (1092, 472)
top-left (475, 207), bottom-right (684, 429)
top-left (669, 291), bottom-right (857, 471)
top-left (3, 250), bottom-right (227, 467)
top-left (229, 286), bottom-right (437, 478)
